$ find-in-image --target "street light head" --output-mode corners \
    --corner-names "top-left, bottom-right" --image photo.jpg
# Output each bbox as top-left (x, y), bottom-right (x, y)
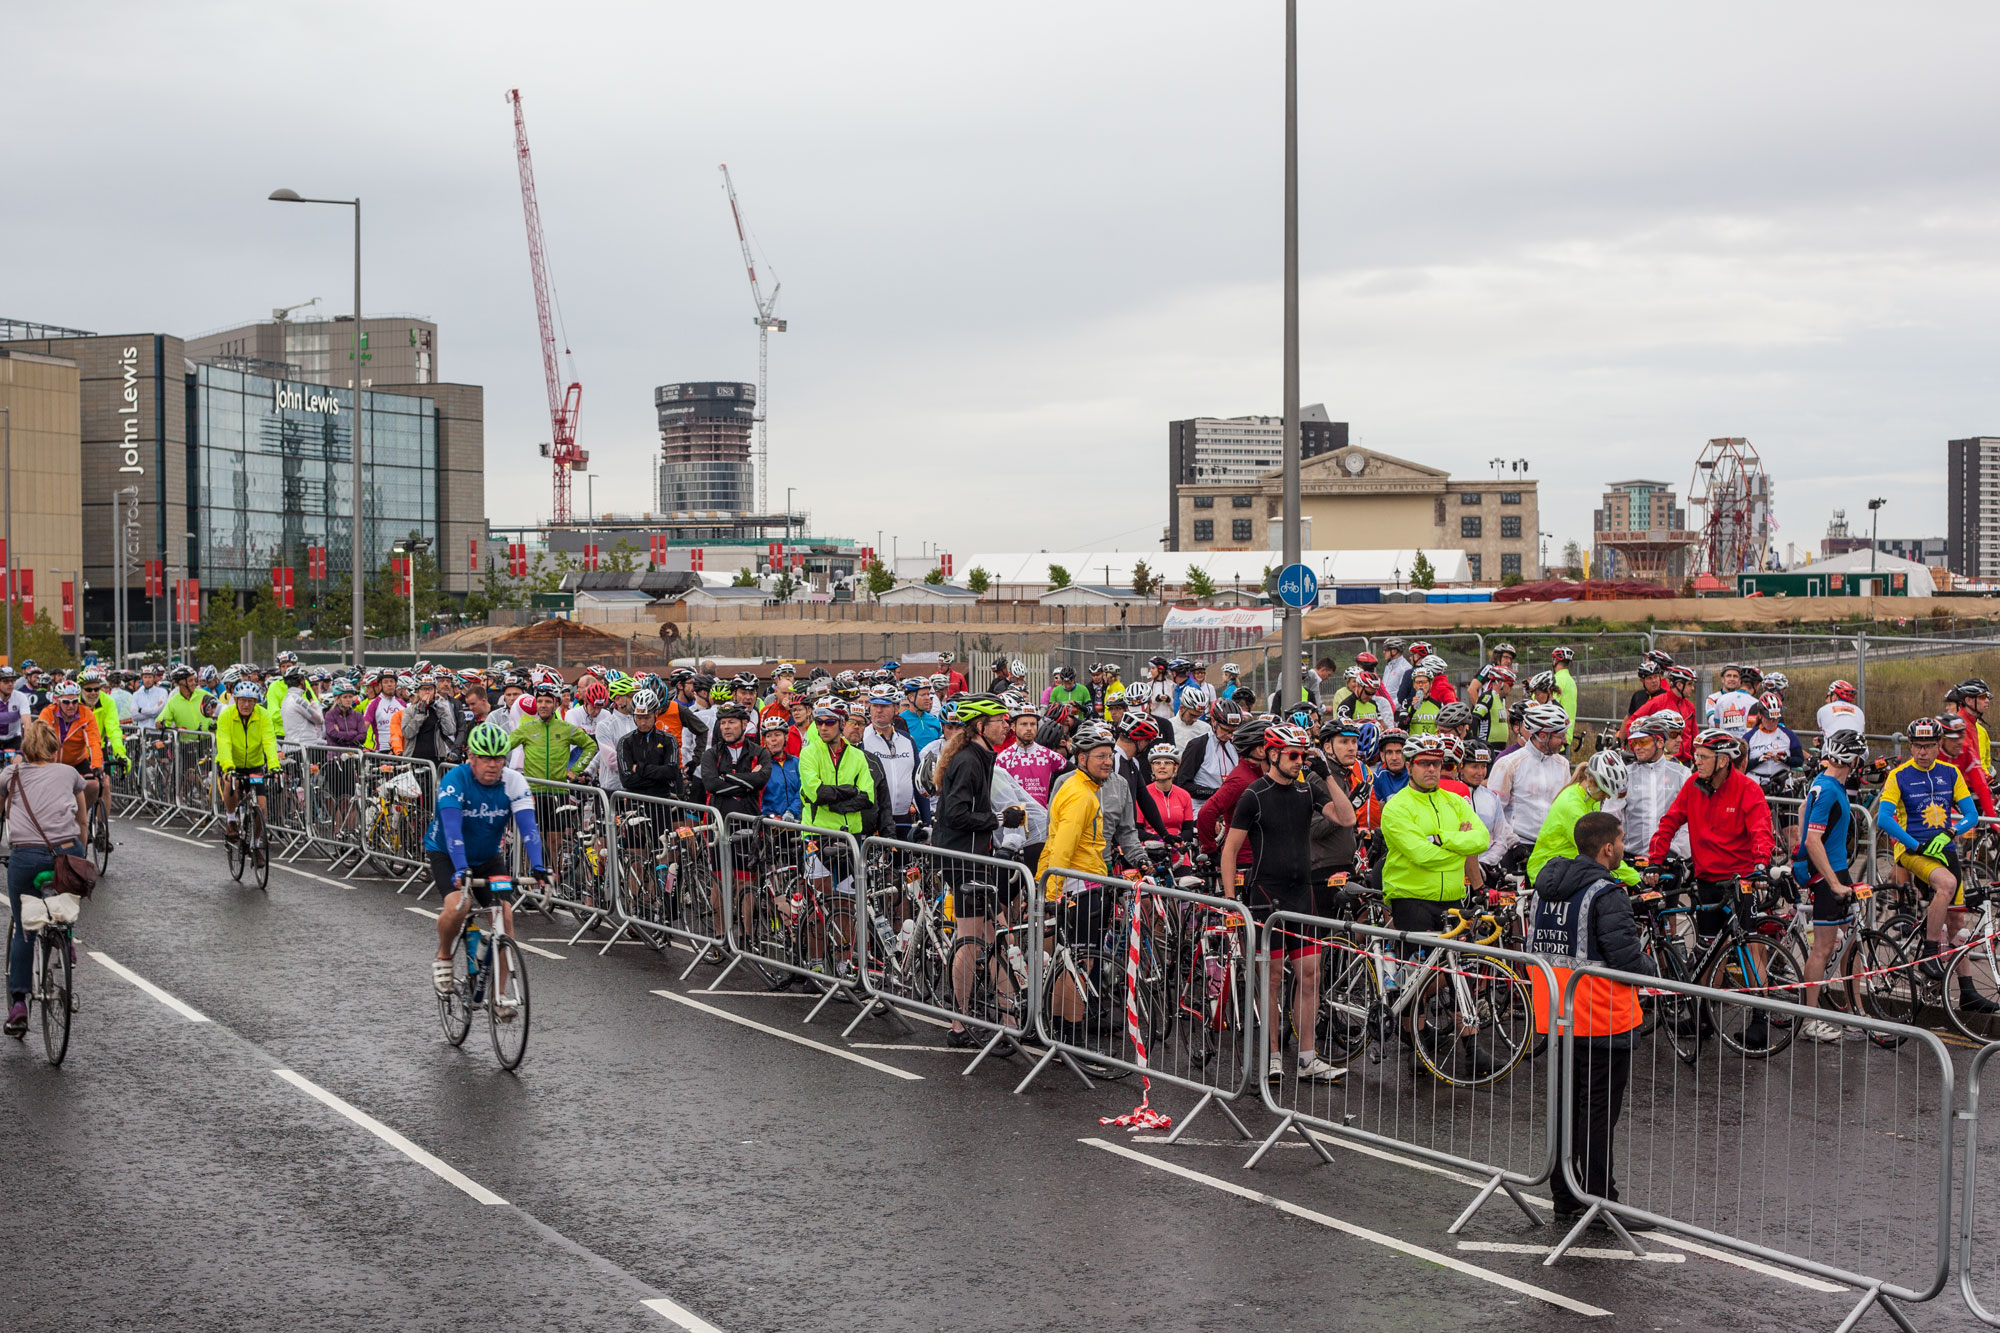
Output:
top-left (268, 188), bottom-right (304, 202)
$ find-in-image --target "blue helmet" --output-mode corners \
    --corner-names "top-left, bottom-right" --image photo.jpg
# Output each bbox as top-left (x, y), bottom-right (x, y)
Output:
top-left (1356, 721), bottom-right (1382, 763)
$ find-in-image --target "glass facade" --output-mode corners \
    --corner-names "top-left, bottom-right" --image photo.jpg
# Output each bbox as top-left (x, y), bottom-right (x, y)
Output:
top-left (190, 364), bottom-right (437, 592)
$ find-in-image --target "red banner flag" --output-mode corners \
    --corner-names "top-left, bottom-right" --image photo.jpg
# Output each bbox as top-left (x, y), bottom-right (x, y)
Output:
top-left (648, 534), bottom-right (666, 569)
top-left (468, 537), bottom-right (479, 573)
top-left (508, 543), bottom-right (527, 577)
top-left (271, 566), bottom-right (295, 609)
top-left (689, 547), bottom-right (704, 572)
top-left (146, 560), bottom-right (164, 598)
top-left (941, 553), bottom-right (953, 577)
top-left (791, 552), bottom-right (804, 570)
top-left (308, 545), bottom-right (327, 580)
top-left (582, 544), bottom-right (599, 572)
top-left (392, 557), bottom-right (412, 597)
top-left (60, 580), bottom-right (74, 634)
top-left (177, 577), bottom-right (199, 625)
top-left (16, 567), bottom-right (31, 624)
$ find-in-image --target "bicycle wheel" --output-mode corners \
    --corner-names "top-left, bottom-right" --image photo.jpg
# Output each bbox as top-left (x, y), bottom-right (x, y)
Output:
top-left (438, 932), bottom-right (475, 1047)
top-left (1843, 929), bottom-right (1915, 1045)
top-left (90, 800), bottom-right (111, 876)
top-left (1316, 942), bottom-right (1377, 1065)
top-left (1700, 935), bottom-right (1803, 1058)
top-left (225, 818), bottom-right (247, 881)
top-left (487, 935), bottom-right (530, 1070)
top-left (1941, 944), bottom-right (2000, 1042)
top-left (37, 930), bottom-right (71, 1066)
top-left (1409, 958), bottom-right (1531, 1087)
top-left (249, 806), bottom-right (270, 893)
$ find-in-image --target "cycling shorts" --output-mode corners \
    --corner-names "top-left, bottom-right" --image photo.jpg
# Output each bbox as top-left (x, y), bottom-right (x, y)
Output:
top-left (427, 850), bottom-right (515, 907)
top-left (1893, 847), bottom-right (1964, 903)
top-left (1798, 874), bottom-right (1854, 926)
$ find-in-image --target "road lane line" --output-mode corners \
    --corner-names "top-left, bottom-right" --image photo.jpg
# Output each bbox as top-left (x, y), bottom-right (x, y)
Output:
top-left (848, 1043), bottom-right (979, 1054)
top-left (273, 1069), bottom-right (507, 1205)
top-left (1079, 1137), bottom-right (1610, 1318)
top-left (272, 863), bottom-right (355, 891)
top-left (132, 825), bottom-right (211, 849)
top-left (1459, 1240), bottom-right (1683, 1263)
top-left (88, 952), bottom-right (210, 1022)
top-left (1644, 1234), bottom-right (1848, 1293)
top-left (653, 990), bottom-right (923, 1081)
top-left (641, 1295), bottom-right (726, 1332)
top-left (405, 906), bottom-right (563, 958)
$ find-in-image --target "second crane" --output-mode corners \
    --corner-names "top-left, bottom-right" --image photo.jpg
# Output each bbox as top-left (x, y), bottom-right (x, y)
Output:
top-left (719, 163), bottom-right (785, 518)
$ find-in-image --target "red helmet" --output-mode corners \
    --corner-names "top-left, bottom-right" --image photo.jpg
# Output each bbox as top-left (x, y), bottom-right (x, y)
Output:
top-left (580, 679), bottom-right (610, 707)
top-left (1118, 716), bottom-right (1160, 746)
top-left (1828, 680), bottom-right (1857, 703)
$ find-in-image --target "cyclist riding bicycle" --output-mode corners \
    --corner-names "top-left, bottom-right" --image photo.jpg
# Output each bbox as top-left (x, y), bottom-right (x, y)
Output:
top-left (215, 681), bottom-right (279, 841)
top-left (39, 682), bottom-right (106, 822)
top-left (426, 723), bottom-right (550, 998)
top-left (76, 668), bottom-right (128, 778)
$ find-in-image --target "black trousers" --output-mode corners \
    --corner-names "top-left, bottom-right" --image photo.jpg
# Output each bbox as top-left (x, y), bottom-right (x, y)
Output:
top-left (1551, 1041), bottom-right (1632, 1214)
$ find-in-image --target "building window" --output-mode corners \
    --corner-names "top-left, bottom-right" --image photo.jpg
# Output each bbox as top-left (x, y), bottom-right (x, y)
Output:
top-left (1466, 554), bottom-right (1482, 580)
top-left (1461, 491), bottom-right (1483, 505)
top-left (1461, 516), bottom-right (1483, 539)
top-left (1501, 491), bottom-right (1522, 505)
top-left (1501, 516), bottom-right (1522, 539)
top-left (1192, 495), bottom-right (1214, 509)
top-left (1232, 519), bottom-right (1253, 542)
top-left (1231, 494), bottom-right (1253, 509)
top-left (1435, 498), bottom-right (1446, 525)
top-left (1193, 519), bottom-right (1214, 542)
top-left (1502, 553), bottom-right (1522, 577)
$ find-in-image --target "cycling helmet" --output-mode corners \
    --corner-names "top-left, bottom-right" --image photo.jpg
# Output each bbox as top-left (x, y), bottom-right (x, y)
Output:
top-left (1377, 727), bottom-right (1409, 749)
top-left (1382, 637), bottom-right (1409, 651)
top-left (1828, 680), bottom-right (1857, 702)
top-left (1211, 699), bottom-right (1245, 728)
top-left (666, 667), bottom-right (695, 688)
top-left (631, 688), bottom-right (661, 714)
top-left (199, 695), bottom-right (219, 718)
top-left (284, 666), bottom-right (306, 685)
top-left (1528, 671), bottom-right (1557, 694)
top-left (1404, 732), bottom-right (1451, 760)
top-left (727, 672), bottom-right (754, 691)
top-left (1354, 652), bottom-right (1379, 669)
top-left (1354, 721), bottom-right (1381, 761)
top-left (396, 674), bottom-right (417, 692)
top-left (1265, 723), bottom-right (1312, 752)
top-left (1478, 664), bottom-right (1517, 688)
top-left (992, 657), bottom-right (1010, 673)
top-left (1072, 722), bottom-right (1117, 752)
top-left (709, 680), bottom-right (733, 703)
top-left (1906, 716), bottom-right (1945, 742)
top-left (1636, 659), bottom-right (1663, 679)
top-left (1664, 665), bottom-right (1697, 684)
top-left (1009, 659), bottom-right (1026, 676)
top-left (1941, 713), bottom-right (1969, 737)
top-left (1104, 686), bottom-right (1128, 707)
top-left (953, 694), bottom-right (1007, 723)
top-left (533, 681), bottom-right (561, 699)
top-left (0, 667), bottom-right (16, 682)
top-left (1147, 655), bottom-right (1170, 669)
top-left (1762, 671), bottom-right (1789, 693)
top-left (1436, 702), bottom-right (1474, 729)
top-left (198, 666), bottom-right (220, 686)
top-left (867, 690), bottom-right (899, 709)
top-left (170, 665), bottom-right (194, 683)
top-left (608, 677), bottom-right (637, 698)
top-left (1119, 715), bottom-right (1161, 746)
top-left (1409, 641), bottom-right (1434, 657)
top-left (938, 652), bottom-right (955, 665)
top-left (715, 703), bottom-right (751, 723)
top-left (1738, 666), bottom-right (1763, 691)
top-left (928, 672), bottom-right (949, 690)
top-left (1960, 678), bottom-right (1993, 700)
top-left (230, 681), bottom-right (260, 701)
top-left (1585, 750), bottom-right (1630, 796)
top-left (1056, 665), bottom-right (1076, 682)
top-left (1178, 685), bottom-right (1213, 711)
top-left (1167, 657), bottom-right (1193, 673)
top-left (1551, 646), bottom-right (1575, 665)
top-left (1222, 662), bottom-right (1241, 677)
top-left (760, 714), bottom-right (790, 733)
top-left (465, 723), bottom-right (511, 757)
top-left (1316, 717), bottom-right (1360, 742)
top-left (1356, 672), bottom-right (1381, 695)
top-left (1755, 691), bottom-right (1784, 719)
top-left (332, 680), bottom-right (360, 698)
top-left (1005, 696), bottom-right (1040, 719)
top-left (578, 679), bottom-right (609, 707)
top-left (1492, 641), bottom-right (1517, 658)
top-left (1147, 742), bottom-right (1181, 764)
top-left (1634, 713), bottom-right (1681, 738)
top-left (78, 667), bottom-right (105, 687)
top-left (1693, 727), bottom-right (1746, 757)
top-left (1822, 730), bottom-right (1868, 764)
top-left (1656, 711), bottom-right (1688, 733)
top-left (1344, 665), bottom-right (1367, 685)
top-left (1287, 704), bottom-right (1318, 729)
top-left (1415, 654), bottom-right (1446, 676)
top-left (812, 700), bottom-right (846, 723)
top-left (1464, 743), bottom-right (1494, 765)
top-left (1523, 702), bottom-right (1570, 733)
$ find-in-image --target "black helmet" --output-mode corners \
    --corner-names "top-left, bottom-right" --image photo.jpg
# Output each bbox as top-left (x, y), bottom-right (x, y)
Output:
top-left (1056, 665), bottom-right (1076, 682)
top-left (716, 703), bottom-right (752, 723)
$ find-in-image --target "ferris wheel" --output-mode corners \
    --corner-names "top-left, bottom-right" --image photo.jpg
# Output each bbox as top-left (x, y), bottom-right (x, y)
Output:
top-left (1689, 437), bottom-right (1773, 576)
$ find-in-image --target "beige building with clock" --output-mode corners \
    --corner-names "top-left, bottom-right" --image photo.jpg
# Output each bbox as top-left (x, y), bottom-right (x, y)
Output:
top-left (1169, 444), bottom-right (1540, 584)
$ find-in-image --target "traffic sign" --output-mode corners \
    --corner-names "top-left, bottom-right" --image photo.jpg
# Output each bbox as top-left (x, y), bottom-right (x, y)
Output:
top-left (1276, 563), bottom-right (1319, 609)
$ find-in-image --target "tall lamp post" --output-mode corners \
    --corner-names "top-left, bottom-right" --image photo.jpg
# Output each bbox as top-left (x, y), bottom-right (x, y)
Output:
top-left (1278, 0), bottom-right (1304, 709)
top-left (392, 537), bottom-right (431, 654)
top-left (1867, 497), bottom-right (1887, 580)
top-left (269, 188), bottom-right (366, 670)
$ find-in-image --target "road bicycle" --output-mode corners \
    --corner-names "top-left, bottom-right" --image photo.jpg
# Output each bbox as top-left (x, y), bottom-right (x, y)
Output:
top-left (359, 764), bottom-right (426, 875)
top-left (437, 874), bottom-right (533, 1070)
top-left (223, 769), bottom-right (270, 892)
top-left (617, 805), bottom-right (721, 950)
top-left (12, 873), bottom-right (76, 1066)
top-left (1643, 869), bottom-right (1804, 1062)
top-left (87, 767), bottom-right (114, 875)
top-left (863, 853), bottom-right (952, 1006)
top-left (1317, 905), bottom-right (1533, 1087)
top-left (734, 828), bottom-right (856, 991)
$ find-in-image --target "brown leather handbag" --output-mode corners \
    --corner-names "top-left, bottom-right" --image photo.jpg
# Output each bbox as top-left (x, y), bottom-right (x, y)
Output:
top-left (8, 772), bottom-right (97, 899)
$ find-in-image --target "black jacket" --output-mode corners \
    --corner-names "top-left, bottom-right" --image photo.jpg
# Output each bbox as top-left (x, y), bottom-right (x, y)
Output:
top-left (935, 741), bottom-right (998, 857)
top-left (1175, 733), bottom-right (1234, 798)
top-left (619, 726), bottom-right (683, 800)
top-left (1112, 749), bottom-right (1168, 844)
top-left (402, 697), bottom-right (456, 764)
top-left (699, 736), bottom-right (770, 821)
top-left (1533, 855), bottom-right (1656, 979)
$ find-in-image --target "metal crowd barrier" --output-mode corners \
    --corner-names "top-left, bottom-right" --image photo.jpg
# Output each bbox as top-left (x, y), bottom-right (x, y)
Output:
top-left (159, 729), bottom-right (221, 834)
top-left (516, 777), bottom-right (616, 939)
top-left (848, 835), bottom-right (1042, 1074)
top-left (265, 742), bottom-right (317, 859)
top-left (711, 813), bottom-right (867, 1022)
top-left (607, 792), bottom-right (730, 971)
top-left (1545, 962), bottom-right (1952, 1332)
top-left (302, 746), bottom-right (372, 871)
top-left (1014, 866), bottom-right (1258, 1142)
top-left (107, 722), bottom-right (149, 818)
top-left (339, 752), bottom-right (438, 893)
top-left (1249, 911), bottom-right (1560, 1234)
top-left (1960, 1042), bottom-right (2000, 1326)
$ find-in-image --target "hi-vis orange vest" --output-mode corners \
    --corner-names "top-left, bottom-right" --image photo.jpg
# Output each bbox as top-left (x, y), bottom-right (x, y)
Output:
top-left (1527, 879), bottom-right (1644, 1038)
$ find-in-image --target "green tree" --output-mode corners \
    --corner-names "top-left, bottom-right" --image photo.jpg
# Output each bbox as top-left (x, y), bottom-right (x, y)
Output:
top-left (864, 558), bottom-right (895, 599)
top-left (1129, 559), bottom-right (1156, 598)
top-left (965, 566), bottom-right (991, 595)
top-left (923, 566), bottom-right (946, 586)
top-left (1410, 550), bottom-right (1437, 590)
top-left (605, 537), bottom-right (643, 573)
top-left (771, 570), bottom-right (798, 604)
top-left (1185, 565), bottom-right (1216, 599)
top-left (731, 567), bottom-right (759, 587)
top-left (1047, 563), bottom-right (1072, 589)
top-left (1562, 540), bottom-right (1586, 580)
top-left (1261, 564), bottom-right (1279, 594)
top-left (192, 592), bottom-right (250, 667)
top-left (530, 549), bottom-right (574, 595)
top-left (243, 581), bottom-right (299, 651)
top-left (11, 608), bottom-right (77, 670)
top-left (1501, 569), bottom-right (1525, 588)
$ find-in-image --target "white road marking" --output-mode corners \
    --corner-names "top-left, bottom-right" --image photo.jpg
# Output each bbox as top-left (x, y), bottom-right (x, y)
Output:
top-left (132, 825), bottom-right (211, 849)
top-left (699, 990), bottom-right (813, 999)
top-left (1079, 1138), bottom-right (1610, 1318)
top-left (272, 864), bottom-right (355, 891)
top-left (848, 1043), bottom-right (975, 1054)
top-left (653, 990), bottom-right (924, 1082)
top-left (641, 1295), bottom-right (726, 1332)
top-left (1459, 1240), bottom-right (1684, 1264)
top-left (405, 906), bottom-right (561, 958)
top-left (274, 1068), bottom-right (507, 1206)
top-left (1645, 1234), bottom-right (1848, 1293)
top-left (89, 952), bottom-right (209, 1022)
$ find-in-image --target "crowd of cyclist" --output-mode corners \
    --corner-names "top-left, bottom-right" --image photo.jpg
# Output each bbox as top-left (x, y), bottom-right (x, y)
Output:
top-left (25, 638), bottom-right (2000, 1068)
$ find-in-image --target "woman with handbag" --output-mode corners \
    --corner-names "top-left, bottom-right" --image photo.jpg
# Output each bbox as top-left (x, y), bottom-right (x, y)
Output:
top-left (5, 719), bottom-right (88, 1037)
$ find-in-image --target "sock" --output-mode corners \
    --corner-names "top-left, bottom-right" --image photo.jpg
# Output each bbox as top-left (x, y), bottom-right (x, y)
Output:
top-left (1299, 1048), bottom-right (1316, 1066)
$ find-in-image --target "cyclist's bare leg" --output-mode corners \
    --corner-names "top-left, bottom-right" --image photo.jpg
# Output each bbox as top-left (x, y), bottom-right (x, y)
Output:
top-left (1291, 947), bottom-right (1323, 1053)
top-left (436, 890), bottom-right (469, 961)
top-left (1925, 865), bottom-right (1958, 944)
top-left (1804, 921), bottom-right (1843, 1009)
top-left (951, 912), bottom-right (993, 1028)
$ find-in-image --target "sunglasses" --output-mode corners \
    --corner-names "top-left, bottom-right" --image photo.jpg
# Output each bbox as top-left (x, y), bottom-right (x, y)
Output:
top-left (1278, 748), bottom-right (1308, 761)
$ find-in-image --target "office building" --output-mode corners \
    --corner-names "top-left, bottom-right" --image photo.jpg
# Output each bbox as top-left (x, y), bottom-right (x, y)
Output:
top-left (1166, 405), bottom-right (1345, 548)
top-left (0, 347), bottom-right (86, 632)
top-left (656, 381), bottom-right (755, 515)
top-left (185, 314), bottom-right (438, 388)
top-left (1949, 437), bottom-right (2000, 579)
top-left (1171, 444), bottom-right (1538, 582)
top-left (1592, 480), bottom-right (1696, 581)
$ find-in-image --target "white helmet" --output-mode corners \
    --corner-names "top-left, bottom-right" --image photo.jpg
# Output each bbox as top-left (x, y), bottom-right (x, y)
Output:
top-left (1585, 750), bottom-right (1630, 797)
top-left (631, 688), bottom-right (661, 714)
top-left (1419, 654), bottom-right (1448, 675)
top-left (1523, 702), bottom-right (1570, 734)
top-left (1177, 685), bottom-right (1213, 711)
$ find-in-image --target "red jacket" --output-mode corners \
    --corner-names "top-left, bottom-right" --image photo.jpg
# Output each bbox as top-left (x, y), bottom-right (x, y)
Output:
top-left (1196, 758), bottom-right (1262, 862)
top-left (1648, 767), bottom-right (1773, 879)
top-left (1947, 753), bottom-right (1996, 819)
top-left (1626, 691), bottom-right (1697, 762)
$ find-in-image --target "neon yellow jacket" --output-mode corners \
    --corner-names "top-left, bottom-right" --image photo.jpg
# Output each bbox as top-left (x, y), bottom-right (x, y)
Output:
top-left (215, 704), bottom-right (279, 772)
top-left (93, 692), bottom-right (128, 766)
top-left (1526, 781), bottom-right (1641, 889)
top-left (157, 687), bottom-right (213, 733)
top-left (1555, 668), bottom-right (1579, 747)
top-left (1380, 784), bottom-right (1490, 901)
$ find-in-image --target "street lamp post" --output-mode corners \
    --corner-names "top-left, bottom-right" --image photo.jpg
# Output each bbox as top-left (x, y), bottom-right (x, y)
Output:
top-left (393, 537), bottom-right (431, 654)
top-left (269, 188), bottom-right (365, 670)
top-left (1278, 0), bottom-right (1303, 710)
top-left (1867, 497), bottom-right (1887, 581)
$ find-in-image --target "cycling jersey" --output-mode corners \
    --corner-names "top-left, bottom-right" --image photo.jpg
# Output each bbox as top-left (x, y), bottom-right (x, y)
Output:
top-left (1745, 724), bottom-right (1800, 780)
top-left (90, 692), bottom-right (127, 766)
top-left (40, 704), bottom-right (103, 770)
top-left (1816, 699), bottom-right (1865, 738)
top-left (214, 704), bottom-right (279, 773)
top-left (1792, 773), bottom-right (1851, 884)
top-left (1704, 688), bottom-right (1758, 733)
top-left (156, 687), bottom-right (213, 732)
top-left (996, 740), bottom-right (1064, 806)
top-left (425, 762), bottom-right (545, 876)
top-left (1877, 758), bottom-right (1977, 852)
top-left (506, 711), bottom-right (597, 782)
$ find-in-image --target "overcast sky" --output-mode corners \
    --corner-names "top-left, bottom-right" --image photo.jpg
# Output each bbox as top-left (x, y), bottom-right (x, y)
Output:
top-left (12, 2), bottom-right (2000, 565)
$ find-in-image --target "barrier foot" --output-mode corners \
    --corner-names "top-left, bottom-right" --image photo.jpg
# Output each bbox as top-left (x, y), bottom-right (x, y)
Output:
top-left (964, 1027), bottom-right (1009, 1077)
top-left (802, 981), bottom-right (842, 1025)
top-left (1543, 1203), bottom-right (1601, 1266)
top-left (704, 953), bottom-right (746, 991)
top-left (840, 994), bottom-right (904, 1038)
top-left (678, 942), bottom-right (724, 983)
top-left (597, 921), bottom-right (632, 956)
top-left (412, 876), bottom-right (436, 903)
top-left (565, 912), bottom-right (606, 947)
top-left (1011, 1041), bottom-right (1057, 1091)
top-left (1833, 1285), bottom-right (1914, 1333)
top-left (392, 865), bottom-right (424, 895)
top-left (1165, 1090), bottom-right (1248, 1144)
top-left (1213, 1095), bottom-right (1253, 1141)
top-left (1597, 1210), bottom-right (1645, 1257)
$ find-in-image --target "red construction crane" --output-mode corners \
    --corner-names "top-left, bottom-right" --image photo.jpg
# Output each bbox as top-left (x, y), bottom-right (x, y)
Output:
top-left (507, 88), bottom-right (585, 524)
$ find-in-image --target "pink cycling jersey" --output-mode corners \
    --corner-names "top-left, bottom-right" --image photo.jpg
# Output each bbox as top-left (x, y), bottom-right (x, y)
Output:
top-left (996, 740), bottom-right (1064, 805)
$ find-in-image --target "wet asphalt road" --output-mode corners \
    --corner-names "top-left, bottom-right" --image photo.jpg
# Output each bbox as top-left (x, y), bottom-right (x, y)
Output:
top-left (0, 819), bottom-right (1984, 1332)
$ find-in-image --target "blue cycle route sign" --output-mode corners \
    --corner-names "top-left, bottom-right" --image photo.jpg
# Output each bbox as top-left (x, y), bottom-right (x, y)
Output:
top-left (1276, 563), bottom-right (1319, 609)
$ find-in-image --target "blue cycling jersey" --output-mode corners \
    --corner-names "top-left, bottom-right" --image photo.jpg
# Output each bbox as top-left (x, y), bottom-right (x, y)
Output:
top-left (425, 763), bottom-right (545, 876)
top-left (1792, 773), bottom-right (1851, 883)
